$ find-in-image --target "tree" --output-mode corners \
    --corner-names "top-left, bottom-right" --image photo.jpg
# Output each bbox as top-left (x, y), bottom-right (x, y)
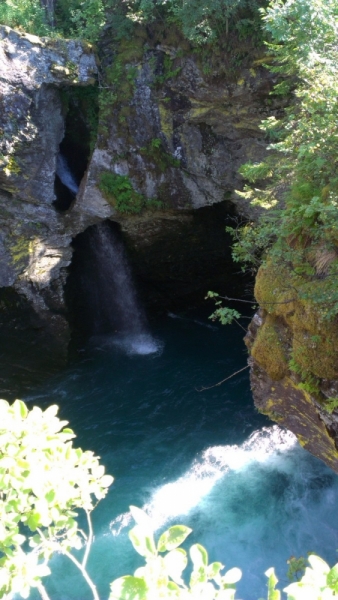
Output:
top-left (0, 399), bottom-right (113, 600)
top-left (231, 0), bottom-right (338, 295)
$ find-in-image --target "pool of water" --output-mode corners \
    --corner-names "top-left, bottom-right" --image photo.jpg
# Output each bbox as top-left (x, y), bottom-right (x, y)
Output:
top-left (20, 310), bottom-right (338, 600)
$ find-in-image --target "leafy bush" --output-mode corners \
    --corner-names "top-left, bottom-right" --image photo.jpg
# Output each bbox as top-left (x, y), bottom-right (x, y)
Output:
top-left (99, 171), bottom-right (146, 214)
top-left (99, 171), bottom-right (162, 214)
top-left (228, 0), bottom-right (338, 318)
top-left (0, 399), bottom-right (113, 599)
top-left (0, 0), bottom-right (51, 36)
top-left (124, 0), bottom-right (264, 44)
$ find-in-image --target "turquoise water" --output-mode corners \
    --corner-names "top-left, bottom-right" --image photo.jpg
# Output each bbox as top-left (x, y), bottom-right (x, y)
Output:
top-left (24, 311), bottom-right (338, 600)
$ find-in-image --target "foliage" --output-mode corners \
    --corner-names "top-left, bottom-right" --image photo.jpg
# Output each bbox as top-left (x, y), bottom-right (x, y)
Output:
top-left (110, 506), bottom-right (242, 600)
top-left (0, 399), bottom-right (113, 599)
top-left (322, 397), bottom-right (338, 415)
top-left (230, 0), bottom-right (338, 317)
top-left (55, 0), bottom-right (105, 41)
top-left (67, 0), bottom-right (105, 42)
top-left (99, 171), bottom-right (162, 214)
top-left (140, 138), bottom-right (181, 172)
top-left (124, 0), bottom-right (265, 44)
top-left (286, 556), bottom-right (307, 582)
top-left (288, 357), bottom-right (321, 395)
top-left (206, 291), bottom-right (242, 326)
top-left (0, 0), bottom-right (51, 36)
top-left (0, 0), bottom-right (265, 46)
top-left (110, 509), bottom-right (338, 600)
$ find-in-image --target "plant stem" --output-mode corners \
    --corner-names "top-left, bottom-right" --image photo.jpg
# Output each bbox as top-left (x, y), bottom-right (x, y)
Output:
top-left (64, 549), bottom-right (100, 600)
top-left (82, 509), bottom-right (93, 569)
top-left (37, 582), bottom-right (52, 600)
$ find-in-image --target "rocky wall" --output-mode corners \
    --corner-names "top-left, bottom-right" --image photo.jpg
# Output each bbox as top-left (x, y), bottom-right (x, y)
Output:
top-left (246, 263), bottom-right (338, 473)
top-left (0, 26), bottom-right (98, 365)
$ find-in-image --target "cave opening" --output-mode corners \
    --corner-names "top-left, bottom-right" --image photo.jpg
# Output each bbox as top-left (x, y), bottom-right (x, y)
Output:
top-left (65, 220), bottom-right (131, 346)
top-left (53, 86), bottom-right (99, 212)
top-left (65, 202), bottom-right (253, 350)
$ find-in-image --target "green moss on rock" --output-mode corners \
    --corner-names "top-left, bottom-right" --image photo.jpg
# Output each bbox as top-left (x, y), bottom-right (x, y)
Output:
top-left (251, 314), bottom-right (288, 380)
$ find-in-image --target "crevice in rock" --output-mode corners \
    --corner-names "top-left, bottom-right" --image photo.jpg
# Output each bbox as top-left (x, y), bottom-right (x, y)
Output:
top-left (53, 86), bottom-right (99, 212)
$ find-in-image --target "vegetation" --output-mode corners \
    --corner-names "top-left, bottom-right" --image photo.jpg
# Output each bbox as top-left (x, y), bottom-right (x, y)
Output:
top-left (99, 171), bottom-right (162, 214)
top-left (0, 399), bottom-right (113, 600)
top-left (0, 0), bottom-right (51, 36)
top-left (1, 398), bottom-right (338, 600)
top-left (228, 0), bottom-right (338, 318)
top-left (0, 0), bottom-right (266, 44)
top-left (205, 0), bottom-right (338, 397)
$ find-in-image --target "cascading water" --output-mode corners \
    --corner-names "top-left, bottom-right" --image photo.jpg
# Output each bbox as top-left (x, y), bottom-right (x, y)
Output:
top-left (54, 153), bottom-right (80, 211)
top-left (56, 154), bottom-right (79, 195)
top-left (68, 221), bottom-right (160, 355)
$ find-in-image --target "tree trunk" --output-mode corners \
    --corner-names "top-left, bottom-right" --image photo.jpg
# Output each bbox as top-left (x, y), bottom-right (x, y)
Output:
top-left (40, 0), bottom-right (55, 27)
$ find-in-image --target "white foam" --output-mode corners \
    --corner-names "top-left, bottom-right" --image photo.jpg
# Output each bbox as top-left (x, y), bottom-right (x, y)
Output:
top-left (112, 334), bottom-right (163, 356)
top-left (110, 426), bottom-right (298, 533)
top-left (91, 333), bottom-right (163, 356)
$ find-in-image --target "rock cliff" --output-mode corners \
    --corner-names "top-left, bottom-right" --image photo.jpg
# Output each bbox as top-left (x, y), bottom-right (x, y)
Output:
top-left (0, 25), bottom-right (97, 363)
top-left (0, 24), bottom-right (275, 359)
top-left (245, 263), bottom-right (338, 473)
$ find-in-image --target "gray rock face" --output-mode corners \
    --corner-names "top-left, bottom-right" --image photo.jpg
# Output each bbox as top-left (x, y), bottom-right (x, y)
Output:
top-left (82, 45), bottom-right (279, 220)
top-left (0, 26), bottom-right (97, 356)
top-left (0, 25), bottom-right (276, 368)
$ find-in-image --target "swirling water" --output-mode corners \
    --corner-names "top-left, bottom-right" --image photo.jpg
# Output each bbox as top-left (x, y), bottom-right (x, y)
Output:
top-left (23, 310), bottom-right (338, 600)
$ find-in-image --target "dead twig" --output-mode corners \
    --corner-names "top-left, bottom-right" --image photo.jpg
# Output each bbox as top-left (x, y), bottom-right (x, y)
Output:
top-left (196, 364), bottom-right (250, 392)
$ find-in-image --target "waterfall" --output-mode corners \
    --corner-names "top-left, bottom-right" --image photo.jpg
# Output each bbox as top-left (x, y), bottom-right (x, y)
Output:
top-left (78, 222), bottom-right (159, 355)
top-left (56, 154), bottom-right (79, 195)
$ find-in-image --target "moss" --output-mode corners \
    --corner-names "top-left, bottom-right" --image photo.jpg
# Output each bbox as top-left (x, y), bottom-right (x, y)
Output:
top-left (251, 315), bottom-right (288, 380)
top-left (9, 237), bottom-right (33, 270)
top-left (139, 138), bottom-right (180, 173)
top-left (4, 156), bottom-right (21, 176)
top-left (292, 325), bottom-right (338, 379)
top-left (254, 263), bottom-right (297, 319)
top-left (118, 35), bottom-right (145, 64)
top-left (254, 260), bottom-right (338, 384)
top-left (159, 103), bottom-right (173, 140)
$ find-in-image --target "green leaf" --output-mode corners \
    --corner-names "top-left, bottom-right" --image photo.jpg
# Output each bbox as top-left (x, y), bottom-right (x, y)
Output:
top-left (109, 576), bottom-right (148, 600)
top-left (12, 400), bottom-right (28, 419)
top-left (190, 544), bottom-right (208, 568)
top-left (265, 568), bottom-right (281, 600)
top-left (327, 563), bottom-right (338, 591)
top-left (27, 513), bottom-right (42, 532)
top-left (163, 548), bottom-right (187, 584)
top-left (222, 567), bottom-right (242, 584)
top-left (45, 490), bottom-right (55, 504)
top-left (128, 525), bottom-right (156, 558)
top-left (157, 525), bottom-right (192, 552)
top-left (207, 562), bottom-right (224, 581)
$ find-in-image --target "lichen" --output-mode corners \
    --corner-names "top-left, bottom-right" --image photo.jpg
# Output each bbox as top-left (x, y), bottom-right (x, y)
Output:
top-left (159, 103), bottom-right (173, 141)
